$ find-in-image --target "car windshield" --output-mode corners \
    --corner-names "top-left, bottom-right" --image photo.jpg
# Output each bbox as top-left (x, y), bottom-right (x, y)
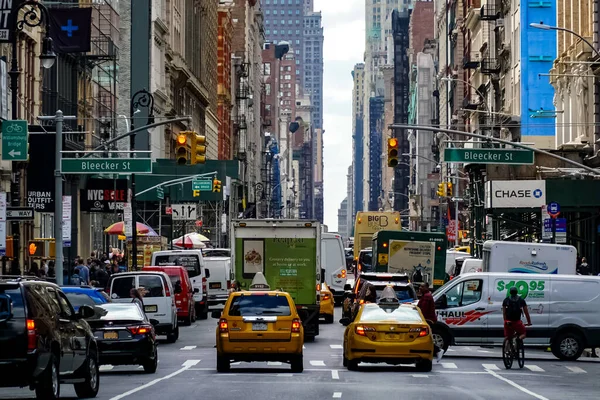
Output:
top-left (154, 255), bottom-right (201, 278)
top-left (228, 295), bottom-right (291, 316)
top-left (373, 285), bottom-right (415, 302)
top-left (203, 249), bottom-right (230, 257)
top-left (359, 304), bottom-right (423, 323)
top-left (64, 292), bottom-right (101, 308)
top-left (0, 286), bottom-right (24, 320)
top-left (90, 304), bottom-right (144, 321)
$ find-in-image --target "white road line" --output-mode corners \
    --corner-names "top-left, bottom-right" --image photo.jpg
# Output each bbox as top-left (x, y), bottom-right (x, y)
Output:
top-left (485, 368), bottom-right (549, 400)
top-left (411, 374), bottom-right (429, 378)
top-left (331, 370), bottom-right (339, 380)
top-left (446, 348), bottom-right (455, 352)
top-left (191, 324), bottom-right (197, 328)
top-left (110, 360), bottom-right (201, 400)
top-left (231, 362), bottom-right (241, 365)
top-left (310, 360), bottom-right (326, 366)
top-left (566, 366), bottom-right (586, 373)
top-left (330, 344), bottom-right (343, 349)
top-left (267, 362), bottom-right (282, 366)
top-left (277, 373), bottom-right (294, 377)
top-left (477, 350), bottom-right (491, 353)
top-left (99, 365), bottom-right (114, 371)
top-left (180, 346), bottom-right (197, 351)
top-left (332, 392), bottom-right (342, 398)
top-left (525, 365), bottom-right (545, 372)
top-left (441, 362), bottom-right (457, 369)
top-left (483, 364), bottom-right (500, 371)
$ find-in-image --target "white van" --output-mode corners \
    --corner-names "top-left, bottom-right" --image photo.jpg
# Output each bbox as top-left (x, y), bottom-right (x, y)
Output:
top-left (431, 272), bottom-right (600, 360)
top-left (482, 241), bottom-right (577, 274)
top-left (321, 233), bottom-right (347, 303)
top-left (459, 258), bottom-right (483, 275)
top-left (446, 250), bottom-right (471, 276)
top-left (204, 257), bottom-right (233, 310)
top-left (151, 250), bottom-right (211, 319)
top-left (108, 271), bottom-right (180, 342)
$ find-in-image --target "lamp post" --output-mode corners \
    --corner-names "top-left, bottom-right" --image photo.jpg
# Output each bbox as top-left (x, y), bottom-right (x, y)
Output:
top-left (129, 89), bottom-right (154, 269)
top-left (530, 23), bottom-right (600, 58)
top-left (8, 1), bottom-right (56, 273)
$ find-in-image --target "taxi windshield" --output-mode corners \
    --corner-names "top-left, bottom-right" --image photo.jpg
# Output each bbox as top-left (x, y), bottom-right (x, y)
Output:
top-left (229, 295), bottom-right (291, 317)
top-left (359, 304), bottom-right (423, 323)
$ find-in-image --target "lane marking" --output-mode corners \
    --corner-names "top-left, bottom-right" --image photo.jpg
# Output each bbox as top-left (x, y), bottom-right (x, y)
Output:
top-left (99, 365), bottom-right (114, 371)
top-left (477, 350), bottom-right (491, 353)
top-left (330, 344), bottom-right (343, 349)
top-left (441, 362), bottom-right (457, 369)
top-left (412, 374), bottom-right (429, 378)
top-left (485, 368), bottom-right (550, 400)
top-left (566, 366), bottom-right (586, 373)
top-left (180, 346), bottom-right (197, 351)
top-left (525, 365), bottom-right (545, 372)
top-left (331, 370), bottom-right (339, 380)
top-left (267, 362), bottom-right (282, 366)
top-left (482, 364), bottom-right (500, 371)
top-left (333, 392), bottom-right (342, 398)
top-left (310, 360), bottom-right (326, 366)
top-left (278, 373), bottom-right (294, 377)
top-left (446, 348), bottom-right (455, 352)
top-left (110, 360), bottom-right (201, 400)
top-left (231, 362), bottom-right (241, 365)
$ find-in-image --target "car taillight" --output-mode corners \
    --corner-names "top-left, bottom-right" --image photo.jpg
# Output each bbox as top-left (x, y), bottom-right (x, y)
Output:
top-left (355, 325), bottom-right (375, 336)
top-left (322, 293), bottom-right (331, 301)
top-left (291, 319), bottom-right (301, 333)
top-left (203, 277), bottom-right (207, 293)
top-left (127, 325), bottom-right (153, 335)
top-left (227, 280), bottom-right (231, 290)
top-left (409, 327), bottom-right (429, 337)
top-left (26, 319), bottom-right (37, 352)
top-left (358, 263), bottom-right (362, 272)
top-left (316, 283), bottom-right (321, 291)
top-left (219, 318), bottom-right (228, 333)
top-left (165, 285), bottom-right (171, 297)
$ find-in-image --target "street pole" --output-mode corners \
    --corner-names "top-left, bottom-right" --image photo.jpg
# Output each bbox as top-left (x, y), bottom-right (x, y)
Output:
top-left (455, 168), bottom-right (459, 246)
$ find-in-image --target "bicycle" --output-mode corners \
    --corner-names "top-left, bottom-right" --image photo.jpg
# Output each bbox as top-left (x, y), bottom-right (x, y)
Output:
top-left (502, 322), bottom-right (526, 369)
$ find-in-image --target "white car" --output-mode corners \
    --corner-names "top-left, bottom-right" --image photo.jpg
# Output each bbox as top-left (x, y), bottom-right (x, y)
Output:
top-left (204, 257), bottom-right (233, 310)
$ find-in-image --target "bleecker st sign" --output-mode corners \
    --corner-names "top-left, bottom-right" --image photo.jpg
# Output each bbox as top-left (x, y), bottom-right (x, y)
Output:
top-left (444, 148), bottom-right (534, 165)
top-left (61, 158), bottom-right (152, 174)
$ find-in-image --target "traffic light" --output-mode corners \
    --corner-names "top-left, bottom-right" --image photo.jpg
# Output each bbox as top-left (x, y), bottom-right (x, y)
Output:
top-left (213, 179), bottom-right (222, 193)
top-left (447, 182), bottom-right (453, 197)
top-left (387, 138), bottom-right (399, 167)
top-left (28, 240), bottom-right (46, 258)
top-left (175, 133), bottom-right (188, 165)
top-left (190, 133), bottom-right (207, 165)
top-left (437, 183), bottom-right (446, 197)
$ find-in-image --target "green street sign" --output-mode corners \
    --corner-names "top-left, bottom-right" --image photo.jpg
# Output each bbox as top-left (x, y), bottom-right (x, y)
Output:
top-left (444, 148), bottom-right (534, 165)
top-left (2, 120), bottom-right (29, 161)
top-left (192, 178), bottom-right (213, 191)
top-left (61, 158), bottom-right (153, 174)
top-left (157, 187), bottom-right (164, 200)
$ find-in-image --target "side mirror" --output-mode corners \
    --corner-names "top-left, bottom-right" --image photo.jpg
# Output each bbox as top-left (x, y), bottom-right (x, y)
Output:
top-left (205, 268), bottom-right (210, 279)
top-left (149, 318), bottom-right (160, 326)
top-left (211, 311), bottom-right (222, 319)
top-left (194, 288), bottom-right (200, 293)
top-left (344, 284), bottom-right (351, 291)
top-left (78, 305), bottom-right (95, 319)
top-left (339, 317), bottom-right (351, 326)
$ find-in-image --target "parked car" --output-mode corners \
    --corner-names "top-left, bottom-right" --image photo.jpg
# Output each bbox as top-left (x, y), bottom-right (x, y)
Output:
top-left (107, 271), bottom-right (180, 343)
top-left (62, 286), bottom-right (110, 311)
top-left (0, 277), bottom-right (99, 399)
top-left (143, 265), bottom-right (197, 325)
top-left (86, 303), bottom-right (159, 373)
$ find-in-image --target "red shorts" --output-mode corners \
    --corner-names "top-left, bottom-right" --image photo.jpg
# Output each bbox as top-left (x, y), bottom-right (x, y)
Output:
top-left (504, 320), bottom-right (526, 338)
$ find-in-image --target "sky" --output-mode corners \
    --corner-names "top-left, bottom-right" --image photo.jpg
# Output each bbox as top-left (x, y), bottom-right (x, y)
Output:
top-left (314, 0), bottom-right (365, 232)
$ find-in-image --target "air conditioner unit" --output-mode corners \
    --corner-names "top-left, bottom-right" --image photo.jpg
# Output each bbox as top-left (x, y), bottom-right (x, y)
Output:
top-left (496, 19), bottom-right (504, 27)
top-left (452, 28), bottom-right (459, 36)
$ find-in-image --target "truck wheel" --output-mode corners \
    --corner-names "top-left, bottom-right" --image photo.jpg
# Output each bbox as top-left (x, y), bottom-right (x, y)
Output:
top-left (216, 356), bottom-right (230, 372)
top-left (74, 349), bottom-right (100, 398)
top-left (36, 353), bottom-right (60, 400)
top-left (432, 326), bottom-right (450, 352)
top-left (551, 331), bottom-right (584, 361)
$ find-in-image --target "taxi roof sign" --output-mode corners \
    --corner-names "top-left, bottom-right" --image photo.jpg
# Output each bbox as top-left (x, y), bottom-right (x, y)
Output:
top-left (249, 272), bottom-right (271, 291)
top-left (378, 285), bottom-right (400, 304)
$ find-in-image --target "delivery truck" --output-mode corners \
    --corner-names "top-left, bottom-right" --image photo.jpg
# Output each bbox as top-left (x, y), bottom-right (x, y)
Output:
top-left (482, 241), bottom-right (577, 274)
top-left (230, 219), bottom-right (321, 340)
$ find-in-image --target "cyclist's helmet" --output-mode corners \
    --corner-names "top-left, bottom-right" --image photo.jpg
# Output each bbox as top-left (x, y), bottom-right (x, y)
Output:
top-left (509, 287), bottom-right (518, 295)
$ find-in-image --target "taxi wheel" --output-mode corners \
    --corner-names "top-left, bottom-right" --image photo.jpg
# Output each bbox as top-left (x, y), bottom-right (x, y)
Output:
top-left (416, 359), bottom-right (432, 372)
top-left (347, 359), bottom-right (359, 371)
top-left (216, 356), bottom-right (230, 373)
top-left (324, 314), bottom-right (334, 324)
top-left (291, 354), bottom-right (303, 373)
top-left (342, 354), bottom-right (348, 367)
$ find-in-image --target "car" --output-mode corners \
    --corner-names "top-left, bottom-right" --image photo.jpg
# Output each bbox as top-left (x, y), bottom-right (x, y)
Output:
top-left (143, 266), bottom-right (197, 325)
top-left (61, 286), bottom-right (111, 311)
top-left (340, 287), bottom-right (434, 372)
top-left (319, 282), bottom-right (334, 323)
top-left (203, 257), bottom-right (234, 311)
top-left (213, 273), bottom-right (304, 373)
top-left (107, 271), bottom-right (180, 343)
top-left (321, 233), bottom-right (348, 303)
top-left (86, 303), bottom-right (159, 373)
top-left (348, 273), bottom-right (413, 318)
top-left (0, 277), bottom-right (99, 399)
top-left (202, 248), bottom-right (231, 258)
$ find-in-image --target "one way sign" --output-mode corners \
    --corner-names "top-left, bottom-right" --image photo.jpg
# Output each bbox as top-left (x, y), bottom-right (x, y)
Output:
top-left (6, 207), bottom-right (35, 221)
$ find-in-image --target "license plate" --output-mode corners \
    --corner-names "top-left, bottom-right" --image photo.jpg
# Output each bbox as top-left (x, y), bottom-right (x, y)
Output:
top-left (210, 282), bottom-right (221, 289)
top-left (386, 333), bottom-right (400, 340)
top-left (252, 322), bottom-right (268, 331)
top-left (103, 331), bottom-right (119, 340)
top-left (144, 305), bottom-right (158, 313)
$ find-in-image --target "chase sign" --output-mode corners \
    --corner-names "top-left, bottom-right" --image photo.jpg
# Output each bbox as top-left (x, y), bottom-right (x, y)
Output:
top-left (485, 180), bottom-right (546, 209)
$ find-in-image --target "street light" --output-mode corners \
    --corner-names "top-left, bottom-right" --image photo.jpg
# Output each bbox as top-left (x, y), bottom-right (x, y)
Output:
top-left (8, 1), bottom-right (56, 273)
top-left (440, 77), bottom-right (489, 114)
top-left (530, 22), bottom-right (600, 59)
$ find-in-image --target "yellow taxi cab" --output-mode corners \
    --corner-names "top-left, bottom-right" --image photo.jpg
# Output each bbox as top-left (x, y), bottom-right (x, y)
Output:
top-left (319, 282), bottom-right (334, 324)
top-left (213, 273), bottom-right (304, 373)
top-left (340, 286), bottom-right (434, 372)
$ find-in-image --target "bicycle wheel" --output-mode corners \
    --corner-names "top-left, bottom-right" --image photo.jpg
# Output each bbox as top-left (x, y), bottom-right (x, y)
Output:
top-left (516, 338), bottom-right (525, 369)
top-left (502, 338), bottom-right (513, 369)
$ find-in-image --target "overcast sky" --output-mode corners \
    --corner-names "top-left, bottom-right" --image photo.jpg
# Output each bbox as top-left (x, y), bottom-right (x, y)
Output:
top-left (315, 0), bottom-right (365, 231)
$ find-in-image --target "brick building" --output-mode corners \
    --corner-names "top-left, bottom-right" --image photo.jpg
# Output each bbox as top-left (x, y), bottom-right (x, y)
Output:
top-left (218, 5), bottom-right (234, 160)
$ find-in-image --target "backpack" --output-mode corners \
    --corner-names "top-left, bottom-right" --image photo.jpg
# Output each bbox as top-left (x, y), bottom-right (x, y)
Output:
top-left (505, 297), bottom-right (522, 321)
top-left (70, 275), bottom-right (82, 286)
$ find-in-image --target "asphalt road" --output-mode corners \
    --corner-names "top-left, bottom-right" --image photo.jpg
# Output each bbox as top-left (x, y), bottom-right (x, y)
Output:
top-left (2, 308), bottom-right (599, 400)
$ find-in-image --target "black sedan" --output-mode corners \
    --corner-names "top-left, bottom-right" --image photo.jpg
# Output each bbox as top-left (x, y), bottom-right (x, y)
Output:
top-left (86, 303), bottom-right (158, 373)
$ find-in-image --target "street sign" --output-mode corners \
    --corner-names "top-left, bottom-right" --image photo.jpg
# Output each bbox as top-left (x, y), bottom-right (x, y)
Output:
top-left (63, 196), bottom-right (72, 247)
top-left (6, 207), bottom-right (34, 220)
top-left (548, 202), bottom-right (560, 218)
top-left (556, 218), bottom-right (567, 244)
top-left (165, 206), bottom-right (172, 215)
top-left (171, 204), bottom-right (198, 221)
top-left (124, 203), bottom-right (133, 237)
top-left (444, 148), bottom-right (534, 165)
top-left (0, 192), bottom-right (6, 256)
top-left (192, 178), bottom-right (213, 191)
top-left (446, 220), bottom-right (457, 242)
top-left (2, 120), bottom-right (29, 161)
top-left (61, 158), bottom-right (153, 174)
top-left (157, 187), bottom-right (164, 200)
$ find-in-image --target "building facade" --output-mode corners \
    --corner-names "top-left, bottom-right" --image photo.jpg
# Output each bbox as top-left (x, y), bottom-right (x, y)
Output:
top-left (218, 4), bottom-right (234, 160)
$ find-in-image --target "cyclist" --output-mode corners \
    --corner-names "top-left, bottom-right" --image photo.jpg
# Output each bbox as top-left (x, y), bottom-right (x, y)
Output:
top-left (503, 286), bottom-right (532, 341)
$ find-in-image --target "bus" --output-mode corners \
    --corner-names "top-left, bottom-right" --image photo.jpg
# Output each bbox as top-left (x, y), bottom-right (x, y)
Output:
top-left (372, 230), bottom-right (448, 289)
top-left (353, 211), bottom-right (402, 260)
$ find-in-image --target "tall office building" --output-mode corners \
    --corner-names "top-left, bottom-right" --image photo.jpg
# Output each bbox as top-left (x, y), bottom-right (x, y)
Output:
top-left (351, 63), bottom-right (366, 219)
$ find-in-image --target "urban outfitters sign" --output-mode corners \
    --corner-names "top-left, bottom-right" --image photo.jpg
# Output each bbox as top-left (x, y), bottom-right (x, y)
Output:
top-left (484, 180), bottom-right (546, 209)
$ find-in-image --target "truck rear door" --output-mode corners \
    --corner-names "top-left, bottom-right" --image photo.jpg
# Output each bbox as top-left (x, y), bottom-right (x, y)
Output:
top-left (0, 284), bottom-right (27, 361)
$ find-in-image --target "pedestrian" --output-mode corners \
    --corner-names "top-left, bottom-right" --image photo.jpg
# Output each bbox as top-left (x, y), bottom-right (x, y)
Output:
top-left (77, 258), bottom-right (91, 285)
top-left (28, 262), bottom-right (39, 277)
top-left (70, 268), bottom-right (82, 286)
top-left (577, 257), bottom-right (591, 275)
top-left (130, 288), bottom-right (144, 310)
top-left (417, 282), bottom-right (444, 363)
top-left (96, 266), bottom-right (109, 288)
top-left (47, 261), bottom-right (55, 278)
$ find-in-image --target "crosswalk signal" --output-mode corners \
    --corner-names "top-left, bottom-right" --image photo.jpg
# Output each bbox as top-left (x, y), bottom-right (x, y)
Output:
top-left (213, 179), bottom-right (222, 193)
top-left (447, 182), bottom-right (453, 197)
top-left (175, 134), bottom-right (188, 165)
top-left (387, 138), bottom-right (399, 167)
top-left (190, 133), bottom-right (207, 165)
top-left (437, 183), bottom-right (446, 197)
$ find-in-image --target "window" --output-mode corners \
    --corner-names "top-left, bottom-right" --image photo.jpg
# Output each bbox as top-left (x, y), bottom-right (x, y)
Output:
top-left (263, 62), bottom-right (271, 76)
top-left (0, 286), bottom-right (25, 318)
top-left (288, 20), bottom-right (293, 24)
top-left (265, 83), bottom-right (271, 95)
top-left (442, 279), bottom-right (483, 309)
top-left (110, 276), bottom-right (135, 299)
top-left (139, 275), bottom-right (165, 298)
top-left (64, 293), bottom-right (100, 309)
top-left (296, 40), bottom-right (300, 44)
top-left (228, 295), bottom-right (292, 317)
top-left (273, 30), bottom-right (278, 34)
top-left (296, 30), bottom-right (300, 34)
top-left (273, 10), bottom-right (277, 15)
top-left (281, 19), bottom-right (285, 24)
top-left (56, 292), bottom-right (74, 318)
top-left (266, 29), bottom-right (270, 34)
